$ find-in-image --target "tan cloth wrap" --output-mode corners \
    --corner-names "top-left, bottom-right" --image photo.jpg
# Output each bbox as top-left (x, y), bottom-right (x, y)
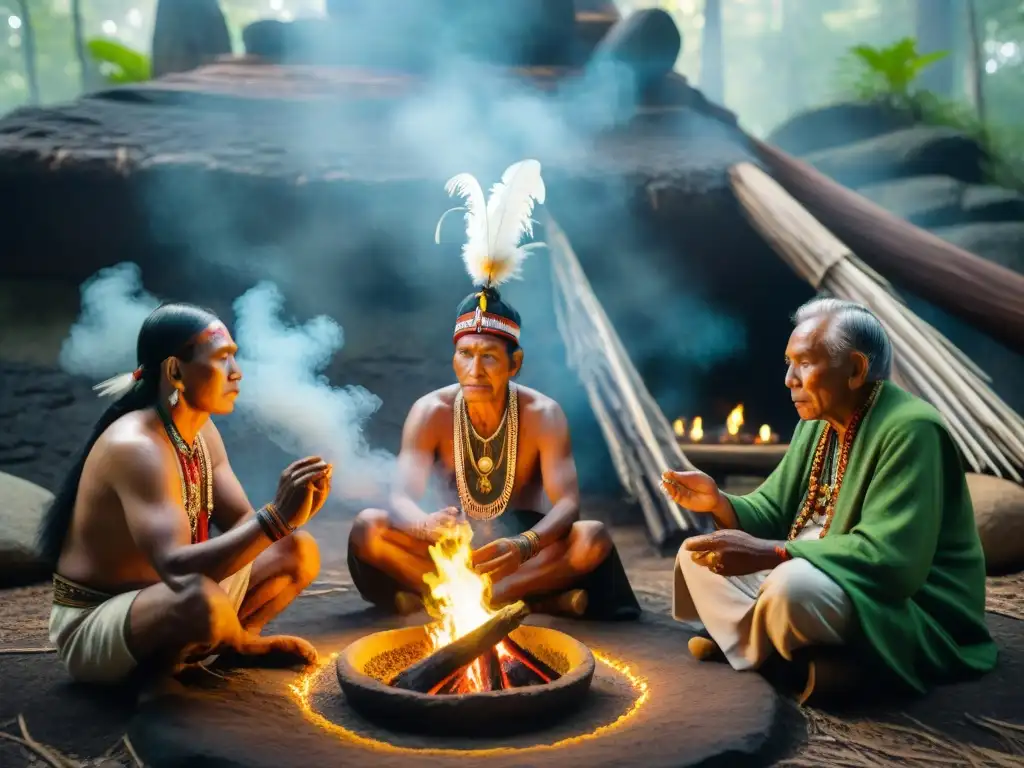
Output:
top-left (672, 547), bottom-right (853, 670)
top-left (49, 564), bottom-right (253, 684)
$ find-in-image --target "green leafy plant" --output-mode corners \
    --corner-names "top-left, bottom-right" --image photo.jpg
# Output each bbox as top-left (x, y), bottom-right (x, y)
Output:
top-left (86, 38), bottom-right (151, 84)
top-left (840, 37), bottom-right (949, 105)
top-left (836, 36), bottom-right (1024, 193)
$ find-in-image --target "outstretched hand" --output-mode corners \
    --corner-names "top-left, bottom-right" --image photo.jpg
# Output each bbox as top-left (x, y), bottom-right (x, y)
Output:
top-left (411, 507), bottom-right (459, 543)
top-left (660, 469), bottom-right (722, 512)
top-left (309, 464), bottom-right (334, 517)
top-left (472, 538), bottom-right (522, 584)
top-left (683, 529), bottom-right (782, 577)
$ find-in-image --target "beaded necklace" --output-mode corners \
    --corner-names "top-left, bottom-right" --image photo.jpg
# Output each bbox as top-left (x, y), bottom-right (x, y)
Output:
top-left (157, 404), bottom-right (214, 544)
top-left (787, 382), bottom-right (881, 541)
top-left (454, 384), bottom-right (519, 520)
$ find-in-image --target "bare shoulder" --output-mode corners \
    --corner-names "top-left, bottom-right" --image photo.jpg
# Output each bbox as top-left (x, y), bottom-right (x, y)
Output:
top-left (402, 385), bottom-right (458, 446)
top-left (95, 411), bottom-right (168, 485)
top-left (515, 385), bottom-right (569, 436)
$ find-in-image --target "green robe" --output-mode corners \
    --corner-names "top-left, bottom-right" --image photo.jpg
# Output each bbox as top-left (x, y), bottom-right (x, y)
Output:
top-left (726, 381), bottom-right (997, 693)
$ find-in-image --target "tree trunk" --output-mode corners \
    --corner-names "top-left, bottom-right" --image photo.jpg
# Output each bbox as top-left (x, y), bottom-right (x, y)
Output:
top-left (699, 0), bottom-right (724, 103)
top-left (152, 0), bottom-right (233, 79)
top-left (914, 0), bottom-right (957, 97)
top-left (964, 0), bottom-right (986, 121)
top-left (13, 0), bottom-right (39, 104)
top-left (70, 0), bottom-right (97, 92)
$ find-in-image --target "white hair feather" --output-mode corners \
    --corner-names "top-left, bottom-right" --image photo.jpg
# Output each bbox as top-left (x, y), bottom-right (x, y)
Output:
top-left (434, 159), bottom-right (547, 288)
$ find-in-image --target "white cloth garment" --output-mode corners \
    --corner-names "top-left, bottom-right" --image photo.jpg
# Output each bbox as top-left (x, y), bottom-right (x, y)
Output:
top-left (672, 520), bottom-right (854, 670)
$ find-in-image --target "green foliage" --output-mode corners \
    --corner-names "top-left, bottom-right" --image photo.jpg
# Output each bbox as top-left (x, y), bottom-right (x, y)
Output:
top-left (86, 38), bottom-right (151, 84)
top-left (840, 36), bottom-right (949, 104)
top-left (837, 35), bottom-right (1024, 193)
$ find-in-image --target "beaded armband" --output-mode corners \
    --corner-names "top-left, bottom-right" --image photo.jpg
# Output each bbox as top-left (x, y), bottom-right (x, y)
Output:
top-left (256, 503), bottom-right (292, 541)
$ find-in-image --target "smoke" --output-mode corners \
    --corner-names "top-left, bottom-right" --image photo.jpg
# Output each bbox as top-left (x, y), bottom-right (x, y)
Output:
top-left (54, 5), bottom-right (757, 510)
top-left (230, 281), bottom-right (396, 500)
top-left (58, 263), bottom-right (160, 378)
top-left (58, 263), bottom-right (397, 506)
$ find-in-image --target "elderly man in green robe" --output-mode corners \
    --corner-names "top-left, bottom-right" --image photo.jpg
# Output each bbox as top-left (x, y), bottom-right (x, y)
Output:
top-left (662, 297), bottom-right (997, 700)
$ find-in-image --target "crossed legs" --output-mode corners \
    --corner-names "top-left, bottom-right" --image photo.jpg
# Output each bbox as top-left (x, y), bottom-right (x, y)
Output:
top-left (673, 547), bottom-right (854, 670)
top-left (126, 531), bottom-right (321, 675)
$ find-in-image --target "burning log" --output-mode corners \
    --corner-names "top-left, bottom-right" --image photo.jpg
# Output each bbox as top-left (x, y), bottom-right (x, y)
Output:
top-left (503, 637), bottom-right (561, 683)
top-left (389, 601), bottom-right (530, 693)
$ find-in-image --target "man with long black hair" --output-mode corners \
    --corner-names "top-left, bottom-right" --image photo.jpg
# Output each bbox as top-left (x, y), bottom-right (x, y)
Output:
top-left (39, 303), bottom-right (332, 684)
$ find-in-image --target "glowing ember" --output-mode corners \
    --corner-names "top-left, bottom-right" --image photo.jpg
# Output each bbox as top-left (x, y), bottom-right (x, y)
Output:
top-left (725, 404), bottom-right (744, 437)
top-left (689, 416), bottom-right (703, 442)
top-left (672, 418), bottom-right (685, 437)
top-left (758, 424), bottom-right (771, 443)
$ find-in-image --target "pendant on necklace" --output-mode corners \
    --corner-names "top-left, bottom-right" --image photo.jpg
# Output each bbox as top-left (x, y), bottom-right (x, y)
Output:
top-left (478, 455), bottom-right (494, 474)
top-left (817, 485), bottom-right (831, 508)
top-left (477, 476), bottom-right (492, 494)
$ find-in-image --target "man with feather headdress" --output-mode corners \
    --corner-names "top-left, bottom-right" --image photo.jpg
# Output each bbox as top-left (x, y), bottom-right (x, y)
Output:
top-left (347, 160), bottom-right (641, 620)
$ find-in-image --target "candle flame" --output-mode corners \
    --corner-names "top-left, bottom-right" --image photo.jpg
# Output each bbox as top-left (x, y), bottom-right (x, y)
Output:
top-left (673, 418), bottom-right (685, 437)
top-left (758, 424), bottom-right (771, 442)
top-left (689, 416), bottom-right (703, 442)
top-left (726, 404), bottom-right (744, 436)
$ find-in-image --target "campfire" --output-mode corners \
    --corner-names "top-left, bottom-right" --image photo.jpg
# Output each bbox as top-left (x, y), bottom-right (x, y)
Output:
top-left (333, 522), bottom-right (596, 735)
top-left (391, 522), bottom-right (561, 695)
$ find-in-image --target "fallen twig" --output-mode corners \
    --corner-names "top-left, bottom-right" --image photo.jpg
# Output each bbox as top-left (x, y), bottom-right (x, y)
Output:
top-left (0, 646), bottom-right (57, 654)
top-left (122, 735), bottom-right (144, 768)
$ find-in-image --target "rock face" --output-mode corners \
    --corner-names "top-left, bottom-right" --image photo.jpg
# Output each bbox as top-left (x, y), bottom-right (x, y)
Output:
top-left (968, 473), bottom-right (1024, 576)
top-left (767, 101), bottom-right (1024, 420)
top-left (0, 472), bottom-right (52, 587)
top-left (802, 126), bottom-right (989, 189)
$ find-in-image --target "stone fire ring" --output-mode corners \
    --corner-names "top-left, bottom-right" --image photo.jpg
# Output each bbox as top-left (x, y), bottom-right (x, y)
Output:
top-left (128, 594), bottom-right (795, 768)
top-left (336, 625), bottom-right (597, 736)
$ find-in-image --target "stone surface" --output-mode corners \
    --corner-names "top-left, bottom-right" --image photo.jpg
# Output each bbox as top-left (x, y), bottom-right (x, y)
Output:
top-left (0, 472), bottom-right (52, 587)
top-left (803, 126), bottom-right (988, 189)
top-left (967, 473), bottom-right (1024, 576)
top-left (767, 102), bottom-right (916, 157)
top-left (127, 591), bottom-right (794, 768)
top-left (931, 221), bottom-right (1024, 274)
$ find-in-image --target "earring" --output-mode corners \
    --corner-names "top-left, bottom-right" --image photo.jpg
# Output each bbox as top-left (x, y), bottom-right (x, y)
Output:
top-left (168, 389), bottom-right (179, 407)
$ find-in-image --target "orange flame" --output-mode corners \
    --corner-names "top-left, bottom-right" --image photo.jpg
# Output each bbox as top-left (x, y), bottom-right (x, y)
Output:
top-left (421, 521), bottom-right (499, 692)
top-left (726, 404), bottom-right (744, 436)
top-left (689, 416), bottom-right (703, 442)
top-left (672, 418), bottom-right (685, 437)
top-left (758, 424), bottom-right (771, 443)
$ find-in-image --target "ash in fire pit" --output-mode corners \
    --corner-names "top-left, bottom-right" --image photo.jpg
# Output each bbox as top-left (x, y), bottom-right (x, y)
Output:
top-left (335, 523), bottom-right (597, 736)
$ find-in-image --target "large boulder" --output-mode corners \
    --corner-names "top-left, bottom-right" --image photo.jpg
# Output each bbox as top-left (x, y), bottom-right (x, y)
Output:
top-left (855, 176), bottom-right (1024, 229)
top-left (967, 473), bottom-right (1024, 575)
top-left (0, 472), bottom-right (50, 587)
top-left (803, 126), bottom-right (988, 189)
top-left (767, 101), bottom-right (916, 157)
top-left (856, 175), bottom-right (964, 228)
top-left (931, 221), bottom-right (1024, 274)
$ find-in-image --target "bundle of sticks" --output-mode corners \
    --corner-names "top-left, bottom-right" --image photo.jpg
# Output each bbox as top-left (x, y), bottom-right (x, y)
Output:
top-left (388, 601), bottom-right (561, 694)
top-left (729, 162), bottom-right (1024, 482)
top-left (544, 211), bottom-right (710, 549)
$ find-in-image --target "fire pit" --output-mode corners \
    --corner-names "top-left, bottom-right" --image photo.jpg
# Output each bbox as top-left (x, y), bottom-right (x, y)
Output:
top-left (336, 623), bottom-right (595, 736)
top-left (334, 522), bottom-right (597, 736)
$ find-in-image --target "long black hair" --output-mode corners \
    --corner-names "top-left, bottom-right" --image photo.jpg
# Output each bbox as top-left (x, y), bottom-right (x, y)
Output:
top-left (37, 302), bottom-right (221, 568)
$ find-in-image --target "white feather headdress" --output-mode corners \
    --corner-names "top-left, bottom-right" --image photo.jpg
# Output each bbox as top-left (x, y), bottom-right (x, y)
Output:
top-left (434, 159), bottom-right (547, 289)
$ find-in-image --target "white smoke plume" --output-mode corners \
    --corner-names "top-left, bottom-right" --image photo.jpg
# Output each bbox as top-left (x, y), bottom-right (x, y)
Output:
top-left (58, 263), bottom-right (160, 377)
top-left (58, 262), bottom-right (396, 505)
top-left (230, 281), bottom-right (396, 499)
